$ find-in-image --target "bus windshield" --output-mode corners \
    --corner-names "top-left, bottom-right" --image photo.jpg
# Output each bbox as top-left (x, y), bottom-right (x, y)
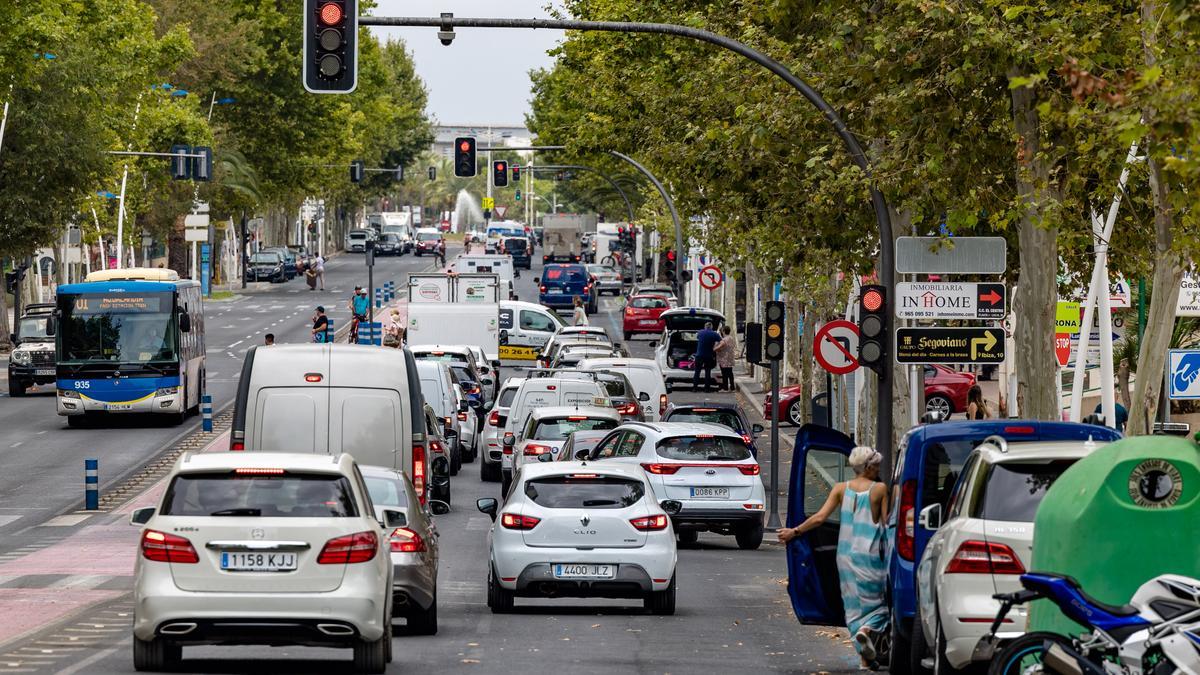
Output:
top-left (58, 292), bottom-right (177, 364)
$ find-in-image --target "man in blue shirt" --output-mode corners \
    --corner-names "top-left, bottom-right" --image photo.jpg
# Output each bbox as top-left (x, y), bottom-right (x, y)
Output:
top-left (693, 321), bottom-right (721, 392)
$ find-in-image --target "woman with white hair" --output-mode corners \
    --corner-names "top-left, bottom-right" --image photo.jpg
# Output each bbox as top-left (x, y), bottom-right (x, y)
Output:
top-left (778, 446), bottom-right (889, 667)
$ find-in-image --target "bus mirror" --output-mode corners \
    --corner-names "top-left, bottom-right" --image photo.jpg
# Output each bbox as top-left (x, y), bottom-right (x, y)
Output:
top-left (46, 316), bottom-right (56, 336)
top-left (178, 311), bottom-right (192, 333)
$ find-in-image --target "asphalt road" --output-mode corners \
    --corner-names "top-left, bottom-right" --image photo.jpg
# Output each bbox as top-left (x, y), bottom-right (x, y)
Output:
top-left (0, 250), bottom-right (859, 674)
top-left (0, 249), bottom-right (443, 541)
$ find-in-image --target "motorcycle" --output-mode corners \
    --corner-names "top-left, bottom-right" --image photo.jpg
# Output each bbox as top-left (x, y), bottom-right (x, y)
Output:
top-left (986, 572), bottom-right (1200, 675)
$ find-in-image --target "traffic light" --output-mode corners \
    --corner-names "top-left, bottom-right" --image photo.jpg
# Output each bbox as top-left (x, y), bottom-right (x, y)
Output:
top-left (393, 165), bottom-right (405, 182)
top-left (454, 137), bottom-right (476, 177)
top-left (493, 160), bottom-right (509, 187)
top-left (511, 164), bottom-right (521, 182)
top-left (170, 145), bottom-right (190, 180)
top-left (764, 301), bottom-right (785, 361)
top-left (5, 264), bottom-right (28, 294)
top-left (350, 160), bottom-right (364, 183)
top-left (662, 250), bottom-right (676, 280)
top-left (427, 166), bottom-right (436, 181)
top-left (857, 284), bottom-right (889, 375)
top-left (515, 189), bottom-right (522, 201)
top-left (191, 146), bottom-right (212, 181)
top-left (303, 0), bottom-right (358, 93)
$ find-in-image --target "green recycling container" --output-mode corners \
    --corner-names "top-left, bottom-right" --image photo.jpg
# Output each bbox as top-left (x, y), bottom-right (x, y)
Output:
top-left (1028, 435), bottom-right (1200, 636)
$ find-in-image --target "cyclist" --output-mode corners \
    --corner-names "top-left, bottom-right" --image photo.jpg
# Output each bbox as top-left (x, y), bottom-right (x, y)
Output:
top-left (348, 286), bottom-right (369, 343)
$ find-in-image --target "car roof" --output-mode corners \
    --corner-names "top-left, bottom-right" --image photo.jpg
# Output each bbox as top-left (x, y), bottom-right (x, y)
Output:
top-left (530, 405), bottom-right (623, 420)
top-left (521, 460), bottom-right (646, 480)
top-left (410, 344), bottom-right (473, 355)
top-left (972, 439), bottom-right (1107, 464)
top-left (579, 357), bottom-right (660, 370)
top-left (620, 421), bottom-right (742, 438)
top-left (359, 464), bottom-right (411, 481)
top-left (176, 451), bottom-right (348, 474)
top-left (661, 306), bottom-right (724, 319)
top-left (907, 420), bottom-right (1122, 445)
top-left (499, 377), bottom-right (527, 391)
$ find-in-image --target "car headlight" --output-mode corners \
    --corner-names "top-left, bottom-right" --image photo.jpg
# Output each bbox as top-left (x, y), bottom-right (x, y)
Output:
top-left (59, 389), bottom-right (80, 399)
top-left (12, 350), bottom-right (32, 365)
top-left (156, 386), bottom-right (178, 397)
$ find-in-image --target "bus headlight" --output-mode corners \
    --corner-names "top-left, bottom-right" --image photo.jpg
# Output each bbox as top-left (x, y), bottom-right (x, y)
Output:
top-left (59, 389), bottom-right (80, 399)
top-left (11, 350), bottom-right (31, 365)
top-left (155, 386), bottom-right (178, 397)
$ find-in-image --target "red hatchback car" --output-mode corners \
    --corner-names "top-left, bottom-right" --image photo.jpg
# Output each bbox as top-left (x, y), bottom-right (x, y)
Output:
top-left (764, 364), bottom-right (976, 425)
top-left (622, 294), bottom-right (672, 340)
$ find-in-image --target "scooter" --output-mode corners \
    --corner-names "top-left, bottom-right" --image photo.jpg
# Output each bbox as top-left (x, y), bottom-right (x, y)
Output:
top-left (986, 572), bottom-right (1200, 675)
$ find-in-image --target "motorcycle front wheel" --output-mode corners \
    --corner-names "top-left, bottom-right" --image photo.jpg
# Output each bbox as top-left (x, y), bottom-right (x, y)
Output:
top-left (988, 632), bottom-right (1079, 675)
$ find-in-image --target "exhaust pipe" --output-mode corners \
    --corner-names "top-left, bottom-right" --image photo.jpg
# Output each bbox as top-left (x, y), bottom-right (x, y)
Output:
top-left (159, 623), bottom-right (197, 635)
top-left (1044, 641), bottom-right (1105, 675)
top-left (316, 624), bottom-right (355, 636)
top-left (393, 594), bottom-right (410, 606)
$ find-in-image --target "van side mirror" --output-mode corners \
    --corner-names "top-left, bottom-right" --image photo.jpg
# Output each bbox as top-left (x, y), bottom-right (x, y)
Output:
top-left (382, 509), bottom-right (407, 528)
top-left (648, 340), bottom-right (658, 348)
top-left (458, 401), bottom-right (469, 413)
top-left (533, 277), bottom-right (540, 284)
top-left (638, 392), bottom-right (650, 402)
top-left (178, 311), bottom-right (192, 333)
top-left (919, 503), bottom-right (942, 530)
top-left (8, 333), bottom-right (16, 346)
top-left (752, 423), bottom-right (765, 434)
top-left (476, 497), bottom-right (498, 521)
top-left (660, 500), bottom-right (682, 516)
top-left (129, 507), bottom-right (155, 525)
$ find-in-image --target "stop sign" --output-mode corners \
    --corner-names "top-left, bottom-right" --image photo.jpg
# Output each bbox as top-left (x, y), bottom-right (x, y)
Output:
top-left (1055, 332), bottom-right (1071, 368)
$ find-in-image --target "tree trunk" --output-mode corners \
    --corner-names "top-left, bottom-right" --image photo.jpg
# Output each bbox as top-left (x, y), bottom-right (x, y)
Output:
top-left (0, 272), bottom-right (11, 352)
top-left (1010, 76), bottom-right (1059, 420)
top-left (168, 213), bottom-right (187, 276)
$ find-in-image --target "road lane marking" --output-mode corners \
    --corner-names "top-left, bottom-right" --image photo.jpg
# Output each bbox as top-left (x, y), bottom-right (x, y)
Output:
top-left (227, 340), bottom-right (243, 348)
top-left (0, 516), bottom-right (22, 528)
top-left (39, 515), bottom-right (90, 527)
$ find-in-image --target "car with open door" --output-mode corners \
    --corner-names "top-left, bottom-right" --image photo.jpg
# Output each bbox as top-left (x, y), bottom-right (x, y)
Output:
top-left (651, 307), bottom-right (725, 385)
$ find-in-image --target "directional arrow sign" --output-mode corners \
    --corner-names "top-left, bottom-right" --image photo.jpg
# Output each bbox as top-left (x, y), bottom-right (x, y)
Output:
top-left (699, 264), bottom-right (723, 290)
top-left (895, 327), bottom-right (1005, 365)
top-left (896, 282), bottom-right (1006, 320)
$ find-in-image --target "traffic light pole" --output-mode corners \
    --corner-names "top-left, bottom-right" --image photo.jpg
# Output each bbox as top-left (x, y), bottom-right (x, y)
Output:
top-left (768, 359), bottom-right (782, 530)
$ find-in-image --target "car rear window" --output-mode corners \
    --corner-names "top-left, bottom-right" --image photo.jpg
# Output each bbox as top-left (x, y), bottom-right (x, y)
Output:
top-left (596, 375), bottom-right (630, 398)
top-left (532, 417), bottom-right (619, 441)
top-left (349, 232), bottom-right (367, 240)
top-left (414, 351), bottom-right (467, 365)
top-left (544, 267), bottom-right (586, 283)
top-left (161, 472), bottom-right (358, 517)
top-left (970, 461), bottom-right (1076, 522)
top-left (524, 475), bottom-right (644, 508)
top-left (656, 435), bottom-right (751, 461)
top-left (666, 410), bottom-right (743, 432)
top-left (921, 440), bottom-right (980, 512)
top-left (498, 387), bottom-right (519, 407)
top-left (504, 239), bottom-right (527, 251)
top-left (631, 297), bottom-right (668, 309)
top-left (364, 475), bottom-right (410, 508)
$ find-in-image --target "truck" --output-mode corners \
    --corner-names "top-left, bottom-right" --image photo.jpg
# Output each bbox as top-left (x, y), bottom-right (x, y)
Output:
top-left (7, 303), bottom-right (57, 396)
top-left (405, 273), bottom-right (501, 363)
top-left (541, 214), bottom-right (588, 263)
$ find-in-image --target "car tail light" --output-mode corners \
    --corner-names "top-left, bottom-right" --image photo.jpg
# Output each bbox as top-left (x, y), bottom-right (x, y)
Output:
top-left (617, 402), bottom-right (639, 416)
top-left (141, 529), bottom-right (199, 564)
top-left (945, 540), bottom-right (1026, 575)
top-left (897, 479), bottom-right (917, 561)
top-left (539, 285), bottom-right (547, 293)
top-left (412, 444), bottom-right (427, 504)
top-left (502, 432), bottom-right (514, 455)
top-left (230, 441), bottom-right (245, 451)
top-left (489, 410), bottom-right (500, 426)
top-left (500, 513), bottom-right (540, 530)
top-left (457, 412), bottom-right (468, 421)
top-left (233, 468), bottom-right (286, 475)
top-left (629, 514), bottom-right (669, 531)
top-left (641, 463), bottom-right (681, 475)
top-left (318, 531), bottom-right (378, 564)
top-left (740, 433), bottom-right (753, 445)
top-left (523, 443), bottom-right (553, 456)
top-left (659, 394), bottom-right (668, 416)
top-left (388, 527), bottom-right (426, 553)
top-left (737, 464), bottom-right (761, 476)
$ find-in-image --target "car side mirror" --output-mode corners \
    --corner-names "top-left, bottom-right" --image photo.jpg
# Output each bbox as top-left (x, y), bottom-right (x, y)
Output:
top-left (46, 317), bottom-right (56, 336)
top-left (129, 507), bottom-right (155, 525)
top-left (752, 423), bottom-right (765, 434)
top-left (660, 500), bottom-right (682, 516)
top-left (8, 333), bottom-right (16, 346)
top-left (178, 311), bottom-right (191, 333)
top-left (919, 503), bottom-right (942, 530)
top-left (648, 340), bottom-right (658, 348)
top-left (664, 382), bottom-right (673, 393)
top-left (476, 497), bottom-right (498, 521)
top-left (638, 392), bottom-right (650, 402)
top-left (458, 401), bottom-right (469, 413)
top-left (574, 448), bottom-right (592, 461)
top-left (382, 509), bottom-right (407, 528)
top-left (469, 399), bottom-right (482, 409)
top-left (503, 435), bottom-right (515, 447)
top-left (481, 377), bottom-right (494, 386)
top-left (538, 452), bottom-right (555, 463)
top-left (429, 500), bottom-right (451, 516)
top-left (479, 366), bottom-right (490, 374)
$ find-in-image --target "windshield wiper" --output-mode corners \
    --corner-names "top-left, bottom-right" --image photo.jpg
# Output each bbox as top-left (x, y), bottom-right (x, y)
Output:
top-left (123, 361), bottom-right (169, 376)
top-left (209, 508), bottom-right (261, 516)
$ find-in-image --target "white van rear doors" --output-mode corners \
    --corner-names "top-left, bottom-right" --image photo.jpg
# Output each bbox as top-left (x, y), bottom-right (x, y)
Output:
top-left (253, 388), bottom-right (330, 454)
top-left (328, 388), bottom-right (405, 469)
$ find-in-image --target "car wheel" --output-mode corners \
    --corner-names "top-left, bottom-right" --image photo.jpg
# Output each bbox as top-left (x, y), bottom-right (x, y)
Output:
top-left (784, 400), bottom-right (803, 426)
top-left (449, 442), bottom-right (461, 476)
top-left (926, 395), bottom-right (953, 419)
top-left (481, 457), bottom-right (501, 482)
top-left (352, 617), bottom-right (389, 674)
top-left (488, 567), bottom-right (514, 613)
top-left (735, 522), bottom-right (764, 550)
top-left (406, 592), bottom-right (438, 635)
top-left (933, 605), bottom-right (961, 675)
top-left (132, 636), bottom-right (180, 672)
top-left (645, 574), bottom-right (676, 615)
top-left (677, 530), bottom-right (699, 546)
top-left (623, 331), bottom-right (633, 341)
top-left (459, 440), bottom-right (475, 464)
top-left (9, 380), bottom-right (25, 397)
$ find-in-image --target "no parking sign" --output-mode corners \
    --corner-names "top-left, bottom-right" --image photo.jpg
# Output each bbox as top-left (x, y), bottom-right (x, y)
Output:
top-left (814, 320), bottom-right (860, 375)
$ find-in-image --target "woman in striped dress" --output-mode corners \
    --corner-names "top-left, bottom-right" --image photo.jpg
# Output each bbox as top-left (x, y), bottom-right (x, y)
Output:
top-left (778, 447), bottom-right (890, 667)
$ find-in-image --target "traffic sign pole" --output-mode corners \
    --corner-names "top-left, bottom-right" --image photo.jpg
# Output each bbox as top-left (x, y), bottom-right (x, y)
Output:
top-left (767, 359), bottom-right (782, 531)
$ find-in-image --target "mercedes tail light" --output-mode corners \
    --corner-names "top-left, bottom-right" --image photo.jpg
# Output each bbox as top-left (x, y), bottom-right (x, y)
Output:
top-left (388, 527), bottom-right (427, 553)
top-left (141, 530), bottom-right (199, 564)
top-left (945, 540), bottom-right (1026, 575)
top-left (500, 513), bottom-right (540, 530)
top-left (629, 514), bottom-right (669, 531)
top-left (412, 443), bottom-right (427, 504)
top-left (640, 463), bottom-right (681, 475)
top-left (317, 531), bottom-right (378, 564)
top-left (896, 479), bottom-right (917, 561)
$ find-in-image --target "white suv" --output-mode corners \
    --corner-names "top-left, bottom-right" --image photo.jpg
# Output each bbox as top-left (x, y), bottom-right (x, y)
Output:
top-left (129, 452), bottom-right (396, 673)
top-left (482, 378), bottom-right (525, 483)
top-left (477, 462), bottom-right (678, 614)
top-left (508, 405), bottom-right (623, 473)
top-left (916, 437), bottom-right (1107, 673)
top-left (587, 422), bottom-right (766, 549)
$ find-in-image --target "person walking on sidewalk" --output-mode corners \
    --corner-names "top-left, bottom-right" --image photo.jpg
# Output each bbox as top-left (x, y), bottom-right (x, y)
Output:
top-left (714, 325), bottom-right (737, 392)
top-left (311, 307), bottom-right (329, 343)
top-left (692, 321), bottom-right (721, 392)
top-left (778, 447), bottom-right (890, 668)
top-left (349, 287), bottom-right (369, 343)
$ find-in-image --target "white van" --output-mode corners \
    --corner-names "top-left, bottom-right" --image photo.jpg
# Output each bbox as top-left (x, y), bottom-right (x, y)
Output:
top-left (577, 357), bottom-right (669, 421)
top-left (231, 344), bottom-right (425, 476)
top-left (415, 360), bottom-right (475, 471)
top-left (500, 376), bottom-right (611, 492)
top-left (497, 300), bottom-right (566, 361)
top-left (451, 254), bottom-right (518, 300)
top-left (406, 303), bottom-right (500, 364)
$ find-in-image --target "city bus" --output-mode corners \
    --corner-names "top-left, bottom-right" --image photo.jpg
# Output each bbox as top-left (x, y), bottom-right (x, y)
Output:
top-left (55, 268), bottom-right (205, 426)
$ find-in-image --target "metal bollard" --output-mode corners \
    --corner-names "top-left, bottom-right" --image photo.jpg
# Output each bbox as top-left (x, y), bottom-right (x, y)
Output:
top-left (85, 459), bottom-right (98, 510)
top-left (201, 394), bottom-right (213, 432)
top-left (375, 287), bottom-right (383, 309)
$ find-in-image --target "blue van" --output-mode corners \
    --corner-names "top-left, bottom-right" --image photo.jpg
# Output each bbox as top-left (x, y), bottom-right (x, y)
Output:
top-left (785, 420), bottom-right (1122, 673)
top-left (536, 263), bottom-right (598, 313)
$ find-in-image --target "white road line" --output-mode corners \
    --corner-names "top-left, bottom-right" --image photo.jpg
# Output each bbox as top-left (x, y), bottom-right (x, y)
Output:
top-left (9, 442), bottom-right (21, 448)
top-left (35, 430), bottom-right (46, 435)
top-left (227, 340), bottom-right (244, 348)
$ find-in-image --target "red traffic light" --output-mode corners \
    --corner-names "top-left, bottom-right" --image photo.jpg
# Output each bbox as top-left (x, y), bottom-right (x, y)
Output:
top-left (666, 250), bottom-right (676, 262)
top-left (862, 288), bottom-right (883, 312)
top-left (496, 162), bottom-right (506, 171)
top-left (318, 1), bottom-right (344, 25)
top-left (459, 140), bottom-right (471, 152)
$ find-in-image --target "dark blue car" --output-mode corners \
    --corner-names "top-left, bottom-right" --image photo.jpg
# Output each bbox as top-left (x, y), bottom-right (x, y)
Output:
top-left (785, 420), bottom-right (1121, 674)
top-left (662, 402), bottom-right (764, 457)
top-left (537, 263), bottom-right (598, 313)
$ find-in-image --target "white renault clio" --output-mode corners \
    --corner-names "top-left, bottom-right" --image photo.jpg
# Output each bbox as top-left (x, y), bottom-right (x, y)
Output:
top-left (477, 461), bottom-right (679, 614)
top-left (129, 452), bottom-right (396, 673)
